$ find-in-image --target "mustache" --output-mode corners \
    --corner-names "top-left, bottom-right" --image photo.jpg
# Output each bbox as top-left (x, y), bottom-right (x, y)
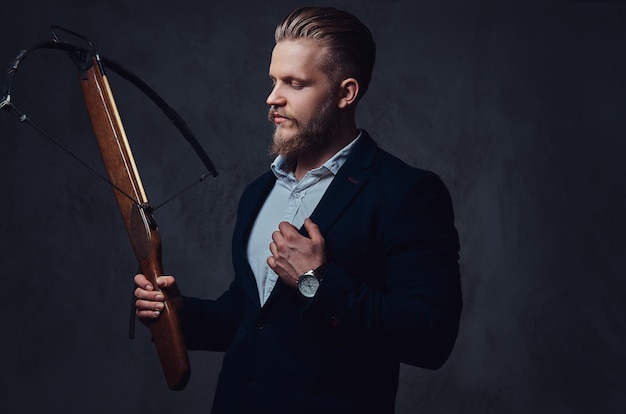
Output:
top-left (267, 106), bottom-right (293, 122)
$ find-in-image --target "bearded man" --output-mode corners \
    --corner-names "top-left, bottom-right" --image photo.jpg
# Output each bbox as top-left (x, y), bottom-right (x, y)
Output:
top-left (135, 6), bottom-right (462, 414)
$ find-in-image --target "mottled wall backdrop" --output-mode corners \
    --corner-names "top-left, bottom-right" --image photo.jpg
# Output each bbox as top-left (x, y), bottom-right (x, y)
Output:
top-left (1, 1), bottom-right (624, 413)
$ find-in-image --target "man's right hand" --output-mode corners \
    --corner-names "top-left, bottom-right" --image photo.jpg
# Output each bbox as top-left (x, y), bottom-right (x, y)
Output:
top-left (134, 274), bottom-right (181, 324)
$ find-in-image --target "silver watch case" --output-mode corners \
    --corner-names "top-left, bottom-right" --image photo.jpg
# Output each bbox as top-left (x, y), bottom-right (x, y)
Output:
top-left (297, 269), bottom-right (320, 299)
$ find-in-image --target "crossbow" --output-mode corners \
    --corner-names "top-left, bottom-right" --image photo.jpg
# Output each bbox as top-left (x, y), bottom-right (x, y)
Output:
top-left (1, 26), bottom-right (219, 390)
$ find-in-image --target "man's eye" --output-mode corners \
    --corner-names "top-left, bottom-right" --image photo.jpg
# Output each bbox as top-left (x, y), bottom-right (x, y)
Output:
top-left (291, 83), bottom-right (304, 90)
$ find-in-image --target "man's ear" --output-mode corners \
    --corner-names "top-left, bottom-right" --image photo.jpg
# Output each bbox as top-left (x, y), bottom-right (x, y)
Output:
top-left (337, 78), bottom-right (360, 108)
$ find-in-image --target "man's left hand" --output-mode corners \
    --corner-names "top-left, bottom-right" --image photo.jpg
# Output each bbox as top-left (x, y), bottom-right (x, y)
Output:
top-left (268, 218), bottom-right (326, 288)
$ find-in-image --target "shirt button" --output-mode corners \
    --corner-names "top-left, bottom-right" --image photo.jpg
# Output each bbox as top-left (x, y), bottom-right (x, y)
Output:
top-left (293, 192), bottom-right (301, 198)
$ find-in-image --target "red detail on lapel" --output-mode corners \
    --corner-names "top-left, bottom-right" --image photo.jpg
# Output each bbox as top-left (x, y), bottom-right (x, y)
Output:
top-left (347, 177), bottom-right (359, 185)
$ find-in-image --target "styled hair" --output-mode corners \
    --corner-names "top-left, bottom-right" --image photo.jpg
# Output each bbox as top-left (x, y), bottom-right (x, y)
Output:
top-left (275, 6), bottom-right (376, 100)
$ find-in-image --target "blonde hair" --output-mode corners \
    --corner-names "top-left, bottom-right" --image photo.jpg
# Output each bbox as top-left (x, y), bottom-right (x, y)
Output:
top-left (275, 7), bottom-right (376, 99)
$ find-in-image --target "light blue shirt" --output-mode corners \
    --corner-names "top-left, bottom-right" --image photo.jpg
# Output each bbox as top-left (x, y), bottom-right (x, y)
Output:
top-left (247, 132), bottom-right (361, 305)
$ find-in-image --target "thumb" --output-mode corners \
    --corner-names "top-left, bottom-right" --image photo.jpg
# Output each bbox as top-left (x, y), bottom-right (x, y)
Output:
top-left (304, 218), bottom-right (323, 242)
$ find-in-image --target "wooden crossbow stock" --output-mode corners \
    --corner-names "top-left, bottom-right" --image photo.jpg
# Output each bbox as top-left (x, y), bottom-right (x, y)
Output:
top-left (1, 26), bottom-right (219, 390)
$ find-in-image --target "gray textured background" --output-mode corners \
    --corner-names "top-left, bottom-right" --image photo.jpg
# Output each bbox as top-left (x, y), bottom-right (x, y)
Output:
top-left (1, 1), bottom-right (625, 413)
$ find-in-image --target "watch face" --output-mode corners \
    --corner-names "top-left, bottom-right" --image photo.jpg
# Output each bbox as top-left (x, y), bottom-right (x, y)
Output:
top-left (298, 273), bottom-right (320, 298)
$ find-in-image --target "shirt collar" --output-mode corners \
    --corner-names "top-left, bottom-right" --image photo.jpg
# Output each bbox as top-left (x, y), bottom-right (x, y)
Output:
top-left (270, 130), bottom-right (362, 179)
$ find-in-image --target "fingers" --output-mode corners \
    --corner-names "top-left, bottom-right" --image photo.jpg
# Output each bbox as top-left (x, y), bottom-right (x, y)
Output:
top-left (266, 255), bottom-right (298, 288)
top-left (135, 299), bottom-right (164, 320)
top-left (134, 274), bottom-right (176, 291)
top-left (268, 238), bottom-right (295, 275)
top-left (134, 273), bottom-right (177, 321)
top-left (277, 218), bottom-right (320, 238)
top-left (303, 218), bottom-right (323, 242)
top-left (277, 220), bottom-right (299, 233)
top-left (134, 273), bottom-right (153, 291)
top-left (267, 219), bottom-right (326, 289)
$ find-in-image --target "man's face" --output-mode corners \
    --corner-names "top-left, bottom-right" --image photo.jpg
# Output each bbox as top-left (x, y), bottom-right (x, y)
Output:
top-left (267, 39), bottom-right (339, 158)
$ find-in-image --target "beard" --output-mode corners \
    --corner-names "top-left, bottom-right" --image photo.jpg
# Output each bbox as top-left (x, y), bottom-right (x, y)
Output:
top-left (268, 98), bottom-right (339, 159)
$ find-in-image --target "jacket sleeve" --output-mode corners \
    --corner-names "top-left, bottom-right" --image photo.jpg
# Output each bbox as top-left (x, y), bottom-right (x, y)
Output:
top-left (305, 171), bottom-right (462, 369)
top-left (180, 280), bottom-right (245, 352)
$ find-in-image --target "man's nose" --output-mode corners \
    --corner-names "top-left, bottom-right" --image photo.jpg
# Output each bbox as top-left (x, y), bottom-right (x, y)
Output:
top-left (266, 84), bottom-right (285, 106)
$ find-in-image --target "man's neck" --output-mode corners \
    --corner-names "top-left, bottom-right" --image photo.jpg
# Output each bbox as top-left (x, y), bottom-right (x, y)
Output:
top-left (293, 124), bottom-right (359, 181)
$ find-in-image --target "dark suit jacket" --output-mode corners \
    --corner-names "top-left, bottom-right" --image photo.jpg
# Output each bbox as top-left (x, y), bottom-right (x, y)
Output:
top-left (181, 131), bottom-right (462, 414)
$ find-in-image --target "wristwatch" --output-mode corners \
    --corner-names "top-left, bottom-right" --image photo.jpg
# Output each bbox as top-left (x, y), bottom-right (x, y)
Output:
top-left (297, 263), bottom-right (328, 299)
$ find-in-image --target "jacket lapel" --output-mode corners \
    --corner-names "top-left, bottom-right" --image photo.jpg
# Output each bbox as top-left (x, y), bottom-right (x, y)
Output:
top-left (232, 171), bottom-right (276, 308)
top-left (307, 132), bottom-right (377, 237)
